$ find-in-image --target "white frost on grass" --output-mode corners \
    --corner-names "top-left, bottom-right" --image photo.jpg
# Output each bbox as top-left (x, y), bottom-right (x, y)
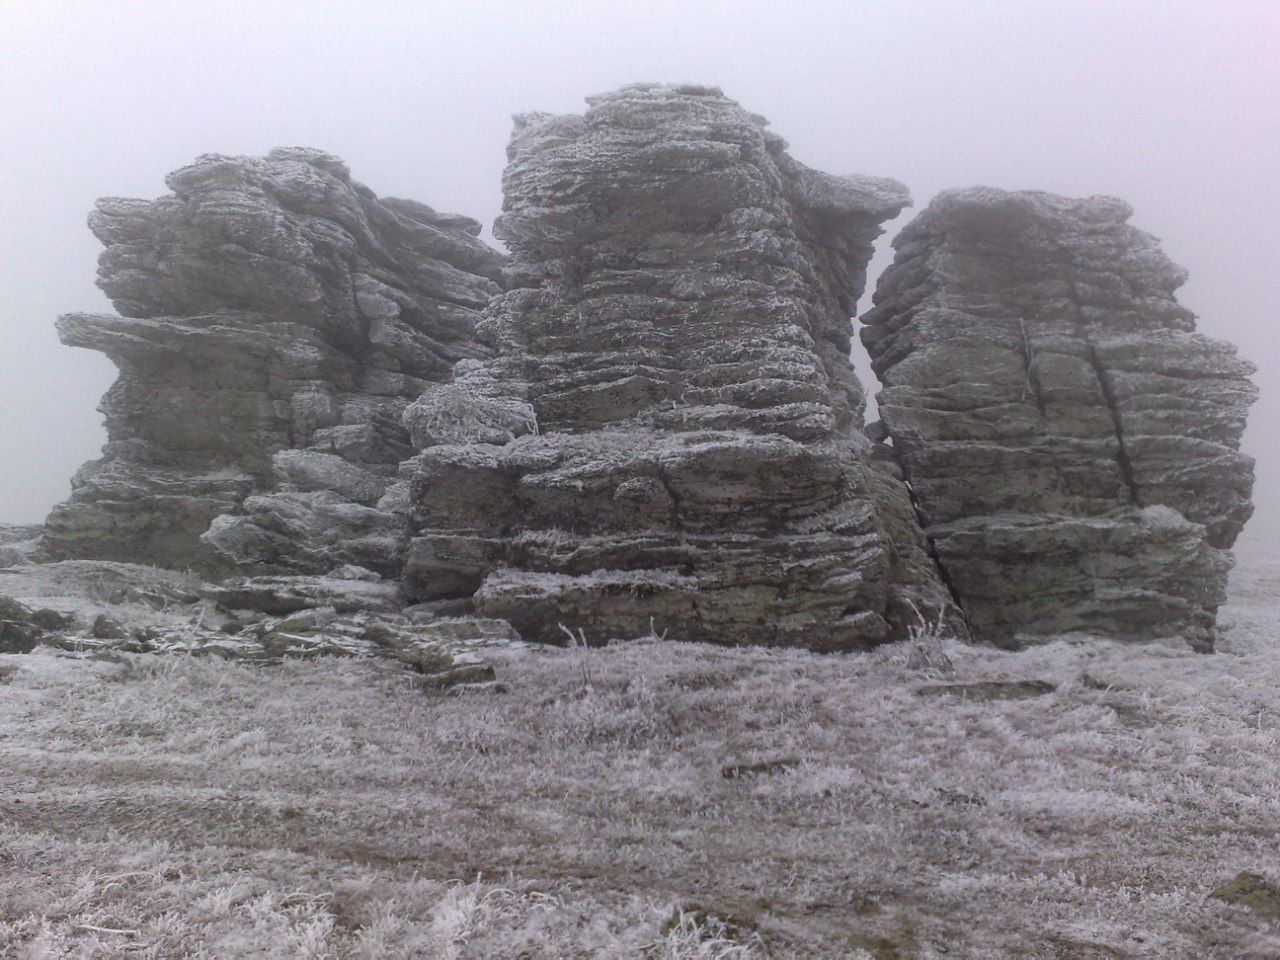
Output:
top-left (0, 553), bottom-right (1278, 957)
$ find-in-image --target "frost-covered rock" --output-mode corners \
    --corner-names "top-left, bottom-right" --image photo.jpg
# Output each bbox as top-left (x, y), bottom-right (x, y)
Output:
top-left (402, 359), bottom-right (537, 448)
top-left (407, 83), bottom-right (958, 648)
top-left (861, 188), bottom-right (1257, 649)
top-left (200, 574), bottom-right (403, 615)
top-left (33, 93), bottom-right (1258, 657)
top-left (44, 147), bottom-right (503, 572)
top-left (0, 559), bottom-right (507, 690)
top-left (0, 596), bottom-right (47, 653)
top-left (0, 524), bottom-right (45, 566)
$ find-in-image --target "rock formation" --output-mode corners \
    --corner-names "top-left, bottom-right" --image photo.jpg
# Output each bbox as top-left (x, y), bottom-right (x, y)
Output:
top-left (861, 188), bottom-right (1257, 649)
top-left (406, 83), bottom-right (958, 648)
top-left (0, 524), bottom-right (44, 567)
top-left (31, 91), bottom-right (1257, 654)
top-left (44, 148), bottom-right (504, 574)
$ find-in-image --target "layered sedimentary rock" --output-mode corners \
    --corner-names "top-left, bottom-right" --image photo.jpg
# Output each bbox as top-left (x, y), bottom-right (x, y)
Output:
top-left (0, 524), bottom-right (44, 566)
top-left (407, 83), bottom-right (958, 648)
top-left (45, 148), bottom-right (503, 572)
top-left (861, 188), bottom-right (1257, 648)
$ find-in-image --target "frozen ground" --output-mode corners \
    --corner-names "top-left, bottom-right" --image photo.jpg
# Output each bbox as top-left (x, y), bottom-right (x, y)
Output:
top-left (1, 553), bottom-right (1279, 958)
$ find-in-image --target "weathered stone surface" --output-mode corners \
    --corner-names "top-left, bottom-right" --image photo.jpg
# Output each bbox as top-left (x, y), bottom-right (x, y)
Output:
top-left (44, 147), bottom-right (503, 572)
top-left (0, 558), bottom-right (507, 690)
top-left (29, 92), bottom-right (1257, 657)
top-left (0, 524), bottom-right (45, 566)
top-left (861, 188), bottom-right (1257, 648)
top-left (200, 574), bottom-right (402, 615)
top-left (407, 83), bottom-right (958, 648)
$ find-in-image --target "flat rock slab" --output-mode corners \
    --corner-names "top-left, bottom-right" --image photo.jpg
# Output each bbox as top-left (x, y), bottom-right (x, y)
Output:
top-left (201, 576), bottom-right (402, 615)
top-left (721, 758), bottom-right (799, 779)
top-left (915, 679), bottom-right (1056, 701)
top-left (1209, 871), bottom-right (1280, 922)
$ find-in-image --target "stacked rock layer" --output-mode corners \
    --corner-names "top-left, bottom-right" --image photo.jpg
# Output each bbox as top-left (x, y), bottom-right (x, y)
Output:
top-left (45, 148), bottom-right (503, 573)
top-left (861, 188), bottom-right (1257, 649)
top-left (407, 83), bottom-right (958, 648)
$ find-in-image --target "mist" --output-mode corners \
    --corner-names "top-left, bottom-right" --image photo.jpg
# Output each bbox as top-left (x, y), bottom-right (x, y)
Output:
top-left (2, 0), bottom-right (1276, 548)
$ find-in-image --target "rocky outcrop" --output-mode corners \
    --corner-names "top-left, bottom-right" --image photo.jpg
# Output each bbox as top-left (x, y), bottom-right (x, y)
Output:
top-left (406, 83), bottom-right (959, 649)
top-left (44, 148), bottom-right (504, 573)
top-left (0, 560), bottom-right (516, 690)
top-left (0, 524), bottom-right (45, 566)
top-left (861, 188), bottom-right (1257, 649)
top-left (29, 92), bottom-right (1258, 655)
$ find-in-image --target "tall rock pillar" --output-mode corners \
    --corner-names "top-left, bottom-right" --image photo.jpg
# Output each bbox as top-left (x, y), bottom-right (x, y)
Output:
top-left (861, 188), bottom-right (1257, 649)
top-left (407, 83), bottom-right (957, 648)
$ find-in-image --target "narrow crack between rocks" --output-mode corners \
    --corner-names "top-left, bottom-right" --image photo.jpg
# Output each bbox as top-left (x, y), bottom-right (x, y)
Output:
top-left (901, 472), bottom-right (969, 624)
top-left (851, 316), bottom-right (972, 632)
top-left (654, 464), bottom-right (685, 532)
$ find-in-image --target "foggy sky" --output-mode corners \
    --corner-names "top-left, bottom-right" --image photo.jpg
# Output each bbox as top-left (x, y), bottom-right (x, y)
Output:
top-left (2, 0), bottom-right (1277, 549)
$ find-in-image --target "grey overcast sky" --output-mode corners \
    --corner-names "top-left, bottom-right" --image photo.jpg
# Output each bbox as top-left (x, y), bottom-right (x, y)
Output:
top-left (2, 0), bottom-right (1276, 547)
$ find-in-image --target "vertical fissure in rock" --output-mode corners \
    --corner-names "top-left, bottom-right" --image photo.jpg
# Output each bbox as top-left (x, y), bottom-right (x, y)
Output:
top-left (654, 466), bottom-right (685, 531)
top-left (851, 324), bottom-right (972, 630)
top-left (901, 471), bottom-right (970, 625)
top-left (1016, 318), bottom-right (1047, 417)
top-left (1067, 283), bottom-right (1142, 507)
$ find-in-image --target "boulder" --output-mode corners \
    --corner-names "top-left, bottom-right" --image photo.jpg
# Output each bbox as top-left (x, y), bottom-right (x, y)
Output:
top-left (0, 524), bottom-right (46, 566)
top-left (0, 597), bottom-right (44, 653)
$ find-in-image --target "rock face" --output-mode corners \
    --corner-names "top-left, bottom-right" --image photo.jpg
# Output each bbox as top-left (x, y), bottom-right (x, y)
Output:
top-left (44, 148), bottom-right (504, 573)
top-left (861, 188), bottom-right (1257, 649)
top-left (407, 83), bottom-right (958, 649)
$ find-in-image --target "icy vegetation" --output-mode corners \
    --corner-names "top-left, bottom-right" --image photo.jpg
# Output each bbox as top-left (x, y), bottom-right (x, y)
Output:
top-left (1, 552), bottom-right (1278, 958)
